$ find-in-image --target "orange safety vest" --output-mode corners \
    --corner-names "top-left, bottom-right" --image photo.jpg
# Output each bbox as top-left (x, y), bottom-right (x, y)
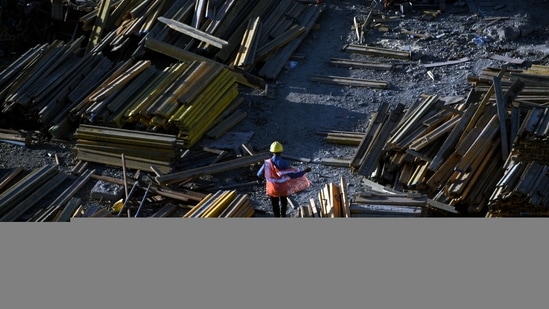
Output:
top-left (263, 159), bottom-right (310, 197)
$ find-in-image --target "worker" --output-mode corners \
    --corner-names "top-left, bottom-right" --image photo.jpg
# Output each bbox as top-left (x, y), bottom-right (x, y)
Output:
top-left (257, 141), bottom-right (312, 217)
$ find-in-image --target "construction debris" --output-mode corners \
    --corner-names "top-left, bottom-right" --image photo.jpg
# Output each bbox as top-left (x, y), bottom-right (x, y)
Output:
top-left (347, 64), bottom-right (549, 216)
top-left (2, 0), bottom-right (549, 219)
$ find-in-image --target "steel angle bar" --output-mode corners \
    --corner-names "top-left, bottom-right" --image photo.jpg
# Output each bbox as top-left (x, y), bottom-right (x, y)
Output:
top-left (75, 142), bottom-right (176, 162)
top-left (173, 72), bottom-right (236, 128)
top-left (0, 166), bottom-right (24, 192)
top-left (329, 58), bottom-right (393, 70)
top-left (233, 16), bottom-right (261, 68)
top-left (344, 44), bottom-right (411, 59)
top-left (117, 181), bottom-right (139, 217)
top-left (256, 25), bottom-right (306, 61)
top-left (158, 16), bottom-right (228, 49)
top-left (135, 182), bottom-right (152, 218)
top-left (206, 111), bottom-right (248, 139)
top-left (202, 190), bottom-right (237, 218)
top-left (310, 75), bottom-right (388, 89)
top-left (0, 165), bottom-right (58, 218)
top-left (1, 172), bottom-right (67, 222)
top-left (33, 169), bottom-right (95, 222)
top-left (76, 124), bottom-right (180, 146)
top-left (76, 148), bottom-right (173, 174)
top-left (157, 152), bottom-right (271, 185)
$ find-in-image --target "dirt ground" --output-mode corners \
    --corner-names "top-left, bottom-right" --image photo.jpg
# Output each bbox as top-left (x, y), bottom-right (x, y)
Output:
top-left (1, 0), bottom-right (549, 218)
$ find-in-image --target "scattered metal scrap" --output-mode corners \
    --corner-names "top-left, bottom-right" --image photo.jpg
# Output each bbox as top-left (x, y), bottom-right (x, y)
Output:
top-left (340, 64), bottom-right (549, 216)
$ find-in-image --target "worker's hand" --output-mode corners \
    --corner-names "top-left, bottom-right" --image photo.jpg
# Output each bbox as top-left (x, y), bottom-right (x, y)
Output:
top-left (305, 167), bottom-right (312, 173)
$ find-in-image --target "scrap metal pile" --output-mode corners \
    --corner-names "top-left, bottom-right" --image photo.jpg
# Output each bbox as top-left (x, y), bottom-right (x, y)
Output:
top-left (0, 0), bottom-right (326, 147)
top-left (2, 0), bottom-right (549, 220)
top-left (347, 64), bottom-right (549, 217)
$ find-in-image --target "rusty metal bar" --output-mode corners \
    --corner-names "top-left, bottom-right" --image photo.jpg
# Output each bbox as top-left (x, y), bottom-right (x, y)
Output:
top-left (33, 168), bottom-right (95, 222)
top-left (0, 165), bottom-right (59, 218)
top-left (1, 171), bottom-right (67, 222)
top-left (135, 182), bottom-right (152, 218)
top-left (310, 75), bottom-right (388, 89)
top-left (156, 152), bottom-right (271, 185)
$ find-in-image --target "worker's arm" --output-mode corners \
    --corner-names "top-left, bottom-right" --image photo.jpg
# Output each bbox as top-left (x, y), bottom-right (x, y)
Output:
top-left (272, 156), bottom-right (310, 178)
top-left (257, 163), bottom-right (265, 178)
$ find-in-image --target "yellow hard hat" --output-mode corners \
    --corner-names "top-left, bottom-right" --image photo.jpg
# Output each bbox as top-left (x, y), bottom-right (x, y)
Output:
top-left (270, 141), bottom-right (284, 153)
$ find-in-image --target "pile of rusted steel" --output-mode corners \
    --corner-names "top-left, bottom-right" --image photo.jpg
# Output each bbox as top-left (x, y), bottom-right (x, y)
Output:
top-left (73, 124), bottom-right (185, 173)
top-left (0, 0), bottom-right (327, 149)
top-left (0, 160), bottom-right (258, 220)
top-left (347, 64), bottom-right (549, 216)
top-left (0, 42), bottom-right (243, 147)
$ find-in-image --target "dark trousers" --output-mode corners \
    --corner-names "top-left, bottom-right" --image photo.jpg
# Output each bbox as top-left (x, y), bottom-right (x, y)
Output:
top-left (270, 196), bottom-right (288, 217)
